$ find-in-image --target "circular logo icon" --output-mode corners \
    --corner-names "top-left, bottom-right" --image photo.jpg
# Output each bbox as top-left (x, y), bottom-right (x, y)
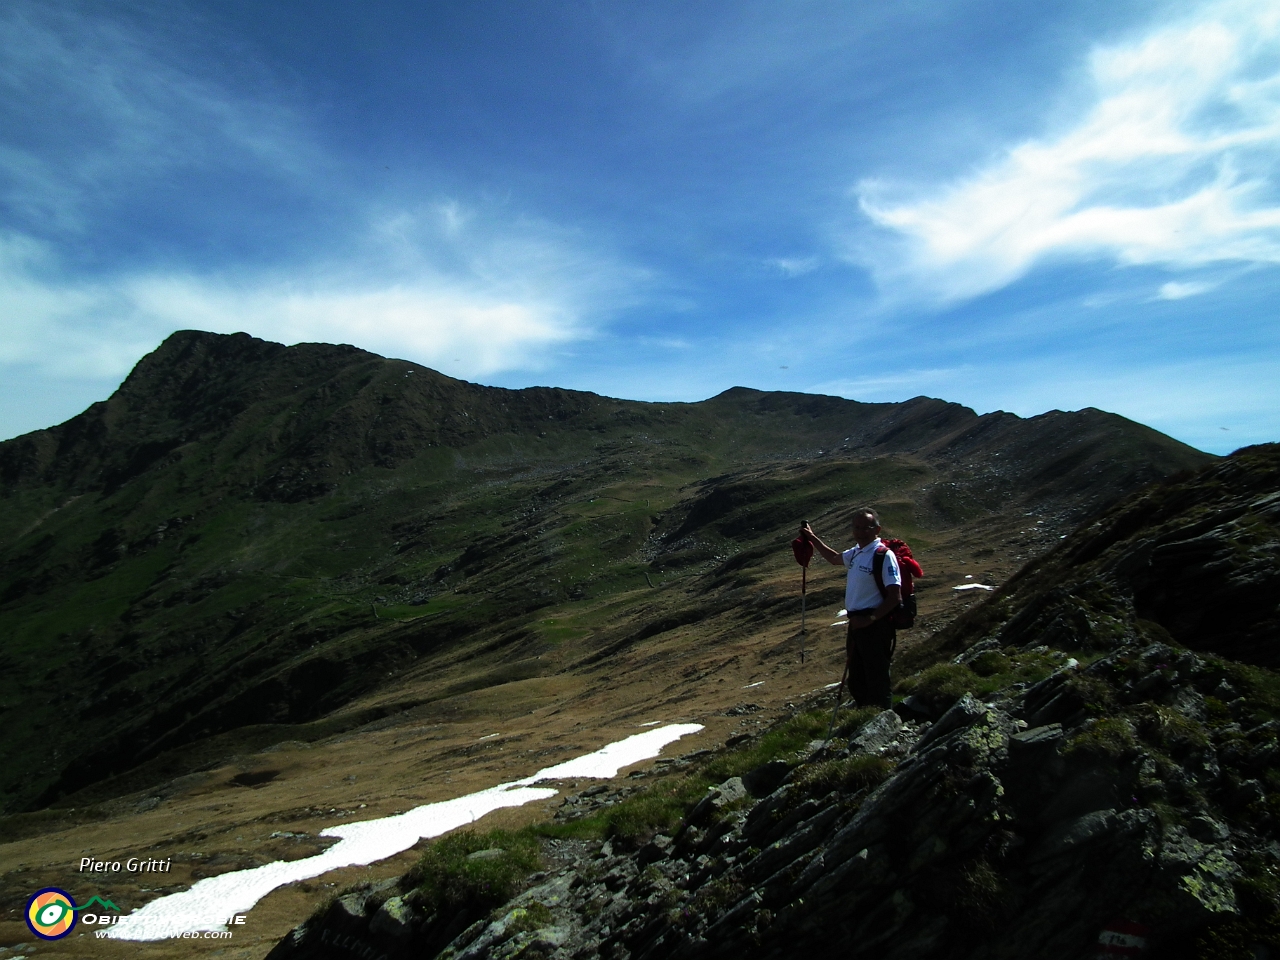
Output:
top-left (26, 888), bottom-right (78, 940)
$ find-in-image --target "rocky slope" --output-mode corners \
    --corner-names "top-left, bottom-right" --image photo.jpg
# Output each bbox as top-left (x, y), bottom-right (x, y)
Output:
top-left (0, 331), bottom-right (1212, 815)
top-left (267, 445), bottom-right (1280, 960)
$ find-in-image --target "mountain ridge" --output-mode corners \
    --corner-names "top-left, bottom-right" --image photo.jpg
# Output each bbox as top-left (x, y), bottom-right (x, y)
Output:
top-left (0, 330), bottom-right (1213, 817)
top-left (3, 330), bottom-right (1200, 504)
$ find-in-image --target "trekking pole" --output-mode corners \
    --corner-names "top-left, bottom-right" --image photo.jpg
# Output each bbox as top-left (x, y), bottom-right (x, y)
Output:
top-left (800, 564), bottom-right (807, 661)
top-left (791, 525), bottom-right (814, 664)
top-left (826, 664), bottom-right (849, 740)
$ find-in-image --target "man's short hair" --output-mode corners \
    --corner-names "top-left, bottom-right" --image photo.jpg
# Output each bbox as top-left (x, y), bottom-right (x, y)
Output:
top-left (852, 507), bottom-right (880, 527)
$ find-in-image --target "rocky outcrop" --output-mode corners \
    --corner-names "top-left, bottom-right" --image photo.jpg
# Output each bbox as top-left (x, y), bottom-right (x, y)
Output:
top-left (279, 665), bottom-right (1267, 960)
top-left (926, 443), bottom-right (1280, 671)
top-left (269, 680), bottom-right (1269, 958)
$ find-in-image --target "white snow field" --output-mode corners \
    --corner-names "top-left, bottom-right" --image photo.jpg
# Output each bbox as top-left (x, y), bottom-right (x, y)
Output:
top-left (108, 723), bottom-right (703, 940)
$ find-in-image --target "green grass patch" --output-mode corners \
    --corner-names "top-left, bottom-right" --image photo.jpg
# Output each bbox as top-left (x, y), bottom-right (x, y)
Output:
top-left (832, 706), bottom-right (884, 740)
top-left (403, 828), bottom-right (542, 917)
top-left (537, 776), bottom-right (714, 847)
top-left (895, 662), bottom-right (981, 709)
top-left (896, 647), bottom-right (1067, 712)
top-left (505, 901), bottom-right (554, 934)
top-left (969, 651), bottom-right (1011, 677)
top-left (1130, 703), bottom-right (1210, 757)
top-left (1218, 659), bottom-right (1280, 726)
top-left (1202, 696), bottom-right (1233, 728)
top-left (792, 754), bottom-right (895, 797)
top-left (538, 708), bottom-right (847, 847)
top-left (371, 603), bottom-right (432, 620)
top-left (533, 618), bottom-right (590, 646)
top-left (1064, 717), bottom-right (1140, 761)
top-left (702, 709), bottom-right (834, 782)
top-left (1064, 675), bottom-right (1120, 717)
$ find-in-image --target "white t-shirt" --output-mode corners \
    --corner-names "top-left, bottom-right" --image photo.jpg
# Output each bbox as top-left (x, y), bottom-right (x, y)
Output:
top-left (842, 538), bottom-right (901, 613)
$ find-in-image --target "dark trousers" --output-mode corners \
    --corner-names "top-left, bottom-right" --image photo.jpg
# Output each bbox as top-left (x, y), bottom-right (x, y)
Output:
top-left (846, 613), bottom-right (895, 709)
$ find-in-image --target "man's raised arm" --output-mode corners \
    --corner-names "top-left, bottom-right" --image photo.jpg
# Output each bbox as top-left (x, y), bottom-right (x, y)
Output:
top-left (800, 522), bottom-right (844, 566)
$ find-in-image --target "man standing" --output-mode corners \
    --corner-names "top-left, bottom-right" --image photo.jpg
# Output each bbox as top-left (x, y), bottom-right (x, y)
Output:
top-left (801, 509), bottom-right (901, 709)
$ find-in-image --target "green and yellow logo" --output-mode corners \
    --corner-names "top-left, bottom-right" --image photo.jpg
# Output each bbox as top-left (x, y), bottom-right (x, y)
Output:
top-left (26, 888), bottom-right (77, 940)
top-left (24, 890), bottom-right (120, 940)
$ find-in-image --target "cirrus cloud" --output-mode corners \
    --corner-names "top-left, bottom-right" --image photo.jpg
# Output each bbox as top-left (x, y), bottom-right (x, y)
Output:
top-left (855, 0), bottom-right (1280, 302)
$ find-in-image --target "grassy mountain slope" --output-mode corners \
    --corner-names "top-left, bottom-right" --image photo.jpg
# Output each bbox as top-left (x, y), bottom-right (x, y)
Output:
top-left (0, 331), bottom-right (1212, 814)
top-left (267, 444), bottom-right (1280, 960)
top-left (915, 442), bottom-right (1280, 676)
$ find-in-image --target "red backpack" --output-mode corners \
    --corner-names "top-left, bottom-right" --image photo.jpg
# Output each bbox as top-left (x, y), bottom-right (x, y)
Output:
top-left (872, 537), bottom-right (923, 629)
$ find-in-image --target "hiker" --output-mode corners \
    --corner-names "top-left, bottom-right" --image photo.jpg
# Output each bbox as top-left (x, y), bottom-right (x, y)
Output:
top-left (801, 510), bottom-right (901, 709)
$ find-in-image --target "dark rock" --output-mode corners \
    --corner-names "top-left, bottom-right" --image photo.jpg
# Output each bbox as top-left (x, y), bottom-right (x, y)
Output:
top-left (636, 835), bottom-right (672, 866)
top-left (911, 692), bottom-right (990, 753)
top-left (1029, 808), bottom-right (1118, 863)
top-left (741, 759), bottom-right (789, 797)
top-left (849, 709), bottom-right (903, 756)
top-left (893, 693), bottom-right (935, 721)
top-left (685, 777), bottom-right (747, 826)
top-left (369, 896), bottom-right (417, 943)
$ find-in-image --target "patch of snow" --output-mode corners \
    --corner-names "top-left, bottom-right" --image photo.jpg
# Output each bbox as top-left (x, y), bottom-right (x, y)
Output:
top-left (108, 724), bottom-right (702, 941)
top-left (953, 583), bottom-right (994, 592)
top-left (743, 681), bottom-right (765, 689)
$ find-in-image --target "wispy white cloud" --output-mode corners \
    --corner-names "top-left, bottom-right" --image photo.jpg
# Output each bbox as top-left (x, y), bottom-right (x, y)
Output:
top-left (135, 279), bottom-right (582, 376)
top-left (0, 211), bottom-right (620, 381)
top-left (636, 336), bottom-right (693, 350)
top-left (1156, 279), bottom-right (1218, 299)
top-left (765, 256), bottom-right (820, 277)
top-left (854, 0), bottom-right (1280, 302)
top-left (0, 5), bottom-right (647, 387)
top-left (0, 3), bottom-right (313, 233)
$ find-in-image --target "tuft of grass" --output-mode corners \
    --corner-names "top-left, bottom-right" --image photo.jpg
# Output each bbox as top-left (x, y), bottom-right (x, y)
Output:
top-left (692, 874), bottom-right (748, 916)
top-left (504, 901), bottom-right (554, 935)
top-left (1218, 659), bottom-right (1280, 727)
top-left (831, 706), bottom-right (883, 740)
top-left (1064, 717), bottom-right (1140, 761)
top-left (600, 779), bottom-right (711, 845)
top-left (1202, 696), bottom-right (1233, 728)
top-left (701, 709), bottom-right (833, 782)
top-left (895, 662), bottom-right (979, 710)
top-left (793, 754), bottom-right (894, 797)
top-left (894, 650), bottom-right (1065, 709)
top-left (536, 775), bottom-right (713, 847)
top-left (403, 828), bottom-right (541, 917)
top-left (953, 858), bottom-right (1008, 934)
top-left (1064, 675), bottom-right (1119, 717)
top-left (1131, 703), bottom-right (1210, 757)
top-left (969, 651), bottom-right (1011, 677)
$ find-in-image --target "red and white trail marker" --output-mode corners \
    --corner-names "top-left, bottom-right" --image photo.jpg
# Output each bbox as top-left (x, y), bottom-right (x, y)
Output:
top-left (1095, 919), bottom-right (1149, 958)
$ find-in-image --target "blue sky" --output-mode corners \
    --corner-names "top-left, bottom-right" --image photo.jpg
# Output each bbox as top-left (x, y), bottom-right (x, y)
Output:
top-left (2, 0), bottom-right (1278, 454)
